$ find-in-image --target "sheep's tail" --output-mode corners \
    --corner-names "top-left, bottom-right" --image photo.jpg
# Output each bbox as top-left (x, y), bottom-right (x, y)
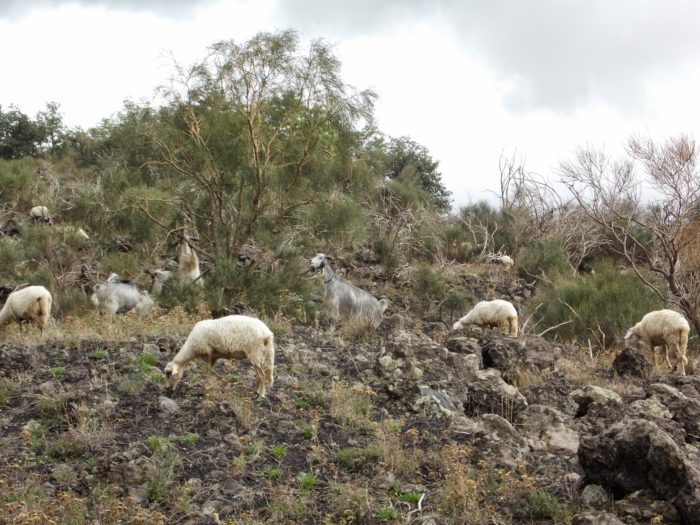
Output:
top-left (263, 335), bottom-right (275, 387)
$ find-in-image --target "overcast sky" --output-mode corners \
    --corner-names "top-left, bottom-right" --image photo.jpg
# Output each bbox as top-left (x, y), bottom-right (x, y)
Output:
top-left (2, 0), bottom-right (699, 207)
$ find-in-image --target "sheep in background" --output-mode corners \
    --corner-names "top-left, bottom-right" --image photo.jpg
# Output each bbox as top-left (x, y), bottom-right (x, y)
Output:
top-left (29, 205), bottom-right (52, 225)
top-left (453, 299), bottom-right (518, 337)
top-left (309, 253), bottom-right (389, 332)
top-left (624, 309), bottom-right (689, 375)
top-left (90, 283), bottom-right (154, 316)
top-left (179, 240), bottom-right (203, 286)
top-left (60, 225), bottom-right (90, 240)
top-left (488, 254), bottom-right (514, 270)
top-left (164, 315), bottom-right (275, 398)
top-left (0, 285), bottom-right (52, 330)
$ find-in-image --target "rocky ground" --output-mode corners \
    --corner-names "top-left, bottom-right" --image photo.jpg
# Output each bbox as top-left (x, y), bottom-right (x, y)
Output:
top-left (1, 276), bottom-right (700, 524)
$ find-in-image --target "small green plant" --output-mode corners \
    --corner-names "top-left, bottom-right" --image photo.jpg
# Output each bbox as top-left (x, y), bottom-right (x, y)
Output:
top-left (335, 447), bottom-right (382, 472)
top-left (0, 378), bottom-right (17, 405)
top-left (398, 491), bottom-right (421, 504)
top-left (300, 424), bottom-right (317, 440)
top-left (294, 381), bottom-right (328, 409)
top-left (145, 435), bottom-right (170, 453)
top-left (89, 349), bottom-right (108, 360)
top-left (298, 472), bottom-right (318, 492)
top-left (243, 441), bottom-right (264, 459)
top-left (50, 367), bottom-right (66, 378)
top-left (517, 490), bottom-right (562, 520)
top-left (85, 456), bottom-right (98, 469)
top-left (138, 353), bottom-right (159, 372)
top-left (46, 437), bottom-right (85, 459)
top-left (270, 444), bottom-right (287, 457)
top-left (265, 467), bottom-right (282, 481)
top-left (177, 433), bottom-right (199, 446)
top-left (376, 506), bottom-right (399, 521)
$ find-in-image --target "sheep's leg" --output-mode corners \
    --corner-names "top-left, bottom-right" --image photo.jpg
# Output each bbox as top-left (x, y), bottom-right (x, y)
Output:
top-left (664, 344), bottom-right (673, 370)
top-left (675, 341), bottom-right (686, 375)
top-left (254, 366), bottom-right (266, 398)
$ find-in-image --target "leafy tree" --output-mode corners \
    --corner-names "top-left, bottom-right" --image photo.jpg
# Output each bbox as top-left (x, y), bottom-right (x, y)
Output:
top-left (137, 29), bottom-right (376, 258)
top-left (35, 102), bottom-right (65, 154)
top-left (384, 136), bottom-right (451, 212)
top-left (0, 104), bottom-right (43, 159)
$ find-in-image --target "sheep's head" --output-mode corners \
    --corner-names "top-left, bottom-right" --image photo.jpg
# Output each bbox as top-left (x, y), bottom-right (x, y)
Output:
top-left (310, 253), bottom-right (327, 270)
top-left (624, 328), bottom-right (640, 348)
top-left (164, 362), bottom-right (184, 390)
top-left (452, 321), bottom-right (462, 331)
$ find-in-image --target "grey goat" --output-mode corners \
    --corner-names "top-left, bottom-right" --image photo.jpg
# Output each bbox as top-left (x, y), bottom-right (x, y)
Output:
top-left (310, 253), bottom-right (389, 331)
top-left (90, 283), bottom-right (154, 315)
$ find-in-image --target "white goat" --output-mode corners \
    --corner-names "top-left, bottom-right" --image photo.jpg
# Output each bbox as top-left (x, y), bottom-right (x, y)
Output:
top-left (624, 309), bottom-right (690, 375)
top-left (29, 205), bottom-right (52, 224)
top-left (0, 285), bottom-right (52, 330)
top-left (164, 315), bottom-right (275, 398)
top-left (90, 283), bottom-right (154, 315)
top-left (149, 269), bottom-right (173, 296)
top-left (179, 241), bottom-right (203, 286)
top-left (309, 253), bottom-right (389, 332)
top-left (452, 299), bottom-right (519, 337)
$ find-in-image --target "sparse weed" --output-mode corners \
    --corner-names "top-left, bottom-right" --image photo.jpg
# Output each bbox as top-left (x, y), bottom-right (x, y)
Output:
top-left (265, 467), bottom-right (282, 480)
top-left (330, 382), bottom-right (375, 431)
top-left (0, 378), bottom-right (17, 405)
top-left (298, 472), bottom-right (318, 492)
top-left (50, 366), bottom-right (66, 378)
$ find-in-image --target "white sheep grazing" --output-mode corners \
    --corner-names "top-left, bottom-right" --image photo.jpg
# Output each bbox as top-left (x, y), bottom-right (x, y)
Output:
top-left (624, 309), bottom-right (690, 375)
top-left (489, 254), bottom-right (514, 270)
top-left (309, 253), bottom-right (389, 332)
top-left (0, 285), bottom-right (52, 330)
top-left (179, 241), bottom-right (203, 286)
top-left (453, 299), bottom-right (519, 337)
top-left (90, 283), bottom-right (153, 315)
top-left (164, 315), bottom-right (275, 398)
top-left (29, 205), bottom-right (52, 224)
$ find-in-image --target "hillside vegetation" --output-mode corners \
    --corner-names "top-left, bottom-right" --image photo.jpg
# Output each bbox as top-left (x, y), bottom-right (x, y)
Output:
top-left (1, 29), bottom-right (700, 525)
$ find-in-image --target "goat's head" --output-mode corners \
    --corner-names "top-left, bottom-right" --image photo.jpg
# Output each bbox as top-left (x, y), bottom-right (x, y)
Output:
top-left (164, 361), bottom-right (184, 390)
top-left (310, 253), bottom-right (328, 271)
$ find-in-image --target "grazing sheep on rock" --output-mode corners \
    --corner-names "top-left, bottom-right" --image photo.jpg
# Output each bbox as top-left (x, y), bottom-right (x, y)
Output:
top-left (624, 309), bottom-right (689, 375)
top-left (453, 299), bottom-right (518, 337)
top-left (164, 315), bottom-right (275, 398)
top-left (29, 205), bottom-right (52, 224)
top-left (0, 285), bottom-right (52, 330)
top-left (90, 283), bottom-right (153, 315)
top-left (309, 253), bottom-right (389, 332)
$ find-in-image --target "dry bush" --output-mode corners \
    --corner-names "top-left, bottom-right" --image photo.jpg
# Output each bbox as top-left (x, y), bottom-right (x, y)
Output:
top-left (329, 382), bottom-right (375, 431)
top-left (373, 418), bottom-right (419, 478)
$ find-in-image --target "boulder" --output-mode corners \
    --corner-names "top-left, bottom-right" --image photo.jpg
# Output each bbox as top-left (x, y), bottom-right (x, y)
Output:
top-left (578, 417), bottom-right (700, 524)
top-left (571, 512), bottom-right (624, 525)
top-left (612, 348), bottom-right (651, 378)
top-left (515, 404), bottom-right (579, 453)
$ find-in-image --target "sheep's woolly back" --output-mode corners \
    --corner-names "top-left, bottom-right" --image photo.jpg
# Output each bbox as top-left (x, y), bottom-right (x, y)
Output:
top-left (166, 315), bottom-right (275, 397)
top-left (29, 205), bottom-right (49, 219)
top-left (625, 309), bottom-right (690, 374)
top-left (453, 299), bottom-right (518, 336)
top-left (0, 285), bottom-right (52, 329)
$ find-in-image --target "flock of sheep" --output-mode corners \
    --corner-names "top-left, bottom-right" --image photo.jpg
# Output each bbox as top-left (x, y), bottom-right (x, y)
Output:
top-left (0, 207), bottom-right (693, 400)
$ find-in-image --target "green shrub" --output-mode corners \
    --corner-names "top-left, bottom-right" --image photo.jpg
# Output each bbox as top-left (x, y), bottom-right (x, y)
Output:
top-left (531, 260), bottom-right (662, 349)
top-left (516, 237), bottom-right (571, 283)
top-left (413, 263), bottom-right (447, 311)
